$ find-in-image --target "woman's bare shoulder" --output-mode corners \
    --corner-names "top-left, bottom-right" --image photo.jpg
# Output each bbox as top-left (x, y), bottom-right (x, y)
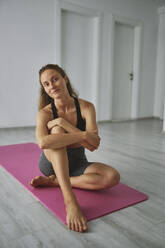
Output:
top-left (37, 104), bottom-right (53, 121)
top-left (78, 98), bottom-right (94, 118)
top-left (78, 98), bottom-right (93, 108)
top-left (41, 103), bottom-right (52, 113)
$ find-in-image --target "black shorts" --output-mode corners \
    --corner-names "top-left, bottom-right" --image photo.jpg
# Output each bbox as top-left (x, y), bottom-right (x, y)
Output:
top-left (39, 147), bottom-right (94, 177)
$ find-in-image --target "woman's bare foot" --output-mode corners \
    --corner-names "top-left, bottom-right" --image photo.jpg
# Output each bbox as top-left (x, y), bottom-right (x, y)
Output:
top-left (30, 175), bottom-right (57, 187)
top-left (66, 200), bottom-right (88, 232)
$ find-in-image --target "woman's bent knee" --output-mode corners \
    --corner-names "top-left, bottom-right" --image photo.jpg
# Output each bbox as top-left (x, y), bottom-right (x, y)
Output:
top-left (111, 170), bottom-right (120, 186)
top-left (51, 126), bottom-right (66, 134)
top-left (104, 169), bottom-right (120, 188)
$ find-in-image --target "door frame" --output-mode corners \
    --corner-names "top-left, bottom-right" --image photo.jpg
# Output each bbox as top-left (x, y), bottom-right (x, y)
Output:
top-left (54, 0), bottom-right (103, 120)
top-left (108, 14), bottom-right (143, 120)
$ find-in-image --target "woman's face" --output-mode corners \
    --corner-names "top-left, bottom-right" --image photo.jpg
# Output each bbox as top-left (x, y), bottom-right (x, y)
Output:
top-left (40, 69), bottom-right (68, 99)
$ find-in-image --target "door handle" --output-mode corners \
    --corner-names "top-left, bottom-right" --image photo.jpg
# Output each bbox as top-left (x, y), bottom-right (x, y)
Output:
top-left (129, 72), bottom-right (134, 81)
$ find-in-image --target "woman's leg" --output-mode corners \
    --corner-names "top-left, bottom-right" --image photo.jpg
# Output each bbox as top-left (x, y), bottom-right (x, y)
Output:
top-left (43, 127), bottom-right (75, 204)
top-left (32, 138), bottom-right (120, 190)
top-left (32, 126), bottom-right (88, 233)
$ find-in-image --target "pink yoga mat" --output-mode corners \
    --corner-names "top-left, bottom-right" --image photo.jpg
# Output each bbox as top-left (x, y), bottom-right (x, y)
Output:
top-left (0, 143), bottom-right (148, 224)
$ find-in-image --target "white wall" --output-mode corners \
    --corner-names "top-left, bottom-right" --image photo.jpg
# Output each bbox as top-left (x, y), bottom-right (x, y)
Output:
top-left (0, 0), bottom-right (55, 127)
top-left (0, 0), bottom-right (161, 127)
top-left (154, 6), bottom-right (165, 120)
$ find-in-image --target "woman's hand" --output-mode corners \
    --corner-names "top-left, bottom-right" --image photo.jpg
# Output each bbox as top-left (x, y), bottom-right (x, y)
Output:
top-left (67, 140), bottom-right (97, 151)
top-left (67, 130), bottom-right (101, 151)
top-left (47, 120), bottom-right (56, 130)
top-left (84, 131), bottom-right (101, 149)
top-left (47, 117), bottom-right (65, 130)
top-left (80, 140), bottom-right (98, 151)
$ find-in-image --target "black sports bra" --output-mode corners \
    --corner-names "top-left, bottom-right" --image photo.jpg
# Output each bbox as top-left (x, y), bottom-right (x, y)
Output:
top-left (51, 97), bottom-right (86, 131)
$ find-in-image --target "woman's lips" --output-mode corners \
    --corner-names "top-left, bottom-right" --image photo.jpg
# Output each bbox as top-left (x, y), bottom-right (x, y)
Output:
top-left (52, 89), bottom-right (60, 94)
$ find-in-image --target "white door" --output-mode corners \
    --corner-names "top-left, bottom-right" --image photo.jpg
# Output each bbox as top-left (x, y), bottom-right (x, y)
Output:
top-left (61, 10), bottom-right (94, 102)
top-left (112, 22), bottom-right (134, 120)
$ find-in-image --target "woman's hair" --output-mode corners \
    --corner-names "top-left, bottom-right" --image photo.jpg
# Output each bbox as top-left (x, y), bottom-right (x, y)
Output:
top-left (38, 64), bottom-right (79, 110)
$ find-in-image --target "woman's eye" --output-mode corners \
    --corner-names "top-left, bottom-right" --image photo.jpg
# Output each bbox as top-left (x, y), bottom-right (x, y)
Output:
top-left (52, 78), bottom-right (57, 82)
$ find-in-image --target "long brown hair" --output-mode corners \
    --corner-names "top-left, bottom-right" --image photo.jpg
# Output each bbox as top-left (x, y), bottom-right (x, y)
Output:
top-left (38, 64), bottom-right (79, 110)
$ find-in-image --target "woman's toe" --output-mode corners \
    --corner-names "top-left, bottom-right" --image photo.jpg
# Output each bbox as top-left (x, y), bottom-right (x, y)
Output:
top-left (30, 179), bottom-right (34, 185)
top-left (75, 222), bottom-right (79, 232)
top-left (78, 223), bottom-right (83, 232)
top-left (82, 219), bottom-right (88, 231)
top-left (71, 222), bottom-right (75, 231)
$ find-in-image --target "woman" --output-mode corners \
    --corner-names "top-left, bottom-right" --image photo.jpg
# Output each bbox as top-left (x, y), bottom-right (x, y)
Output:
top-left (30, 64), bottom-right (120, 233)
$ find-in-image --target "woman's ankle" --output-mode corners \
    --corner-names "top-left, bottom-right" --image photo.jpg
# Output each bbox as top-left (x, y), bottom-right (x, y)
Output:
top-left (64, 193), bottom-right (78, 207)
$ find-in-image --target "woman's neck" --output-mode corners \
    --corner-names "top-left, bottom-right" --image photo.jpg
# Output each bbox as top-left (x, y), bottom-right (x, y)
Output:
top-left (54, 95), bottom-right (74, 113)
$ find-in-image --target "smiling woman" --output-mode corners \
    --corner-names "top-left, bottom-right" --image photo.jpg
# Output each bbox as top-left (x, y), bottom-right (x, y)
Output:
top-left (30, 64), bottom-right (120, 233)
top-left (38, 64), bottom-right (78, 111)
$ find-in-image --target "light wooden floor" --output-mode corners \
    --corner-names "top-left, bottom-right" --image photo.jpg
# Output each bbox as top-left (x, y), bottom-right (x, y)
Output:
top-left (0, 118), bottom-right (165, 248)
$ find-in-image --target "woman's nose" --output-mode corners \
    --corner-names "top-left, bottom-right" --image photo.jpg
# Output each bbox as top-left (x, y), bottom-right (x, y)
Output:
top-left (49, 82), bottom-right (55, 89)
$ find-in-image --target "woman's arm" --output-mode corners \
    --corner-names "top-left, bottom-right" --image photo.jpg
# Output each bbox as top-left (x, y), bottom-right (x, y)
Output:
top-left (41, 132), bottom-right (86, 150)
top-left (35, 110), bottom-right (86, 150)
top-left (84, 101), bottom-right (99, 135)
top-left (82, 101), bottom-right (101, 149)
top-left (47, 117), bottom-right (97, 150)
top-left (47, 100), bottom-right (101, 150)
